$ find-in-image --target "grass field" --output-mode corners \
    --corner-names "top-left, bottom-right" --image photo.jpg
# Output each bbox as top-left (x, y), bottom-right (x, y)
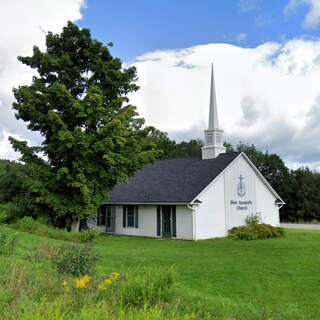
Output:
top-left (94, 230), bottom-right (320, 319)
top-left (1, 226), bottom-right (320, 319)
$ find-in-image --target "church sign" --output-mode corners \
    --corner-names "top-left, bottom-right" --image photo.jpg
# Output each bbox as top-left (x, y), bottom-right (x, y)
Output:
top-left (230, 200), bottom-right (253, 210)
top-left (230, 175), bottom-right (253, 210)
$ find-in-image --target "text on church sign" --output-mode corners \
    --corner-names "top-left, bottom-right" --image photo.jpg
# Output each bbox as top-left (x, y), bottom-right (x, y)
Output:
top-left (230, 200), bottom-right (253, 210)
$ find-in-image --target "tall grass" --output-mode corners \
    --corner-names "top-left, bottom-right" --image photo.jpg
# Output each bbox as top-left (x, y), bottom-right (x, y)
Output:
top-left (0, 227), bottom-right (318, 319)
top-left (9, 217), bottom-right (99, 243)
top-left (0, 226), bottom-right (18, 255)
top-left (0, 257), bottom-right (301, 320)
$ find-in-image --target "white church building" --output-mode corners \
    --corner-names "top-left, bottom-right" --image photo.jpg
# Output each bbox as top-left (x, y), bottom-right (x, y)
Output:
top-left (88, 66), bottom-right (284, 240)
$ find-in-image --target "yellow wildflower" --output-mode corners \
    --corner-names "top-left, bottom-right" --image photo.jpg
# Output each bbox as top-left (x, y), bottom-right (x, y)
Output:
top-left (75, 275), bottom-right (91, 288)
top-left (98, 283), bottom-right (107, 291)
top-left (110, 272), bottom-right (120, 280)
top-left (82, 275), bottom-right (90, 284)
top-left (105, 278), bottom-right (112, 286)
top-left (62, 280), bottom-right (68, 287)
top-left (76, 279), bottom-right (86, 288)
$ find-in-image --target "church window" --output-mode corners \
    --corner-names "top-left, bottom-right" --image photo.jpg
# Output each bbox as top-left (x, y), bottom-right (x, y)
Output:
top-left (97, 206), bottom-right (106, 226)
top-left (123, 205), bottom-right (139, 228)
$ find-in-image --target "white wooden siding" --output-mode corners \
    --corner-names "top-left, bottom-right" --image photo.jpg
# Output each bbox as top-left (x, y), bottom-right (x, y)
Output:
top-left (115, 205), bottom-right (157, 237)
top-left (89, 204), bottom-right (193, 240)
top-left (256, 177), bottom-right (280, 226)
top-left (224, 155), bottom-right (257, 229)
top-left (224, 155), bottom-right (279, 229)
top-left (176, 205), bottom-right (193, 240)
top-left (195, 174), bottom-right (226, 239)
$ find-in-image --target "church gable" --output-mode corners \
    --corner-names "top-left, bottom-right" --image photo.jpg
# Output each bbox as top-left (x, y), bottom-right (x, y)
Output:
top-left (224, 153), bottom-right (283, 228)
top-left (191, 152), bottom-right (283, 239)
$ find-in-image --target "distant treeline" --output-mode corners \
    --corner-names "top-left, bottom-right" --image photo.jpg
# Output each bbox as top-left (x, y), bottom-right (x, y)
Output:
top-left (0, 130), bottom-right (319, 223)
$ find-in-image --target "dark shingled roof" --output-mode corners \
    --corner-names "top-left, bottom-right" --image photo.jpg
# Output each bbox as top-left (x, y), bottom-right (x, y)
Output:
top-left (106, 152), bottom-right (241, 204)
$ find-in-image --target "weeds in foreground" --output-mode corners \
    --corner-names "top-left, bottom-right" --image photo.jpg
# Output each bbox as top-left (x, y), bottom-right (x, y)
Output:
top-left (10, 216), bottom-right (99, 243)
top-left (0, 227), bottom-right (18, 255)
top-left (51, 243), bottom-right (101, 276)
top-left (0, 227), bottom-right (312, 320)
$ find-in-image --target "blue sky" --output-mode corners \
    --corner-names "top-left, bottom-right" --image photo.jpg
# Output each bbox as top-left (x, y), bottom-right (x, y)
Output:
top-left (1, 0), bottom-right (320, 170)
top-left (79, 0), bottom-right (319, 62)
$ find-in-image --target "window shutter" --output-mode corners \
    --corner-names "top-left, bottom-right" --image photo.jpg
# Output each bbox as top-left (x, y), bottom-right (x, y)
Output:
top-left (97, 207), bottom-right (101, 226)
top-left (101, 205), bottom-right (106, 225)
top-left (172, 206), bottom-right (176, 237)
top-left (134, 205), bottom-right (139, 228)
top-left (122, 206), bottom-right (126, 228)
top-left (157, 205), bottom-right (161, 236)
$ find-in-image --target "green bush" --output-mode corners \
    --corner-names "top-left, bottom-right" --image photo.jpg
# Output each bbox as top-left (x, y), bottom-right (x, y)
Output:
top-left (233, 231), bottom-right (258, 240)
top-left (52, 244), bottom-right (101, 276)
top-left (229, 224), bottom-right (285, 240)
top-left (0, 202), bottom-right (21, 223)
top-left (245, 213), bottom-right (262, 226)
top-left (118, 266), bottom-right (177, 308)
top-left (12, 216), bottom-right (48, 233)
top-left (0, 227), bottom-right (18, 255)
top-left (79, 228), bottom-right (100, 243)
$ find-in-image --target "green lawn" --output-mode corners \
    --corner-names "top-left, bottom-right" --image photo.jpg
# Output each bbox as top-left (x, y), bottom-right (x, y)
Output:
top-left (2, 227), bottom-right (320, 319)
top-left (94, 230), bottom-right (320, 319)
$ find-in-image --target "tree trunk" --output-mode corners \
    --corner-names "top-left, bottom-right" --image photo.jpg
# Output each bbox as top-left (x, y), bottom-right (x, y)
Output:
top-left (70, 219), bottom-right (80, 232)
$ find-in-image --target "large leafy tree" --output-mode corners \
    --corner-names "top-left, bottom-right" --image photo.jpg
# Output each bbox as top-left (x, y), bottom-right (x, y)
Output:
top-left (10, 22), bottom-right (158, 230)
top-left (147, 129), bottom-right (176, 159)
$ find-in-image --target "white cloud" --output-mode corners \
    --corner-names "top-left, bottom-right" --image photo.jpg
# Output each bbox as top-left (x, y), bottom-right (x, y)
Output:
top-left (285, 0), bottom-right (320, 29)
top-left (255, 14), bottom-right (272, 27)
top-left (238, 0), bottom-right (259, 12)
top-left (128, 38), bottom-right (320, 170)
top-left (0, 130), bottom-right (23, 160)
top-left (0, 0), bottom-right (85, 160)
top-left (236, 33), bottom-right (247, 42)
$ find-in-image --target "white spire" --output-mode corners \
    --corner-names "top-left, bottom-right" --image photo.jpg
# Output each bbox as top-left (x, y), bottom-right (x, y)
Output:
top-left (208, 63), bottom-right (219, 130)
top-left (201, 64), bottom-right (226, 160)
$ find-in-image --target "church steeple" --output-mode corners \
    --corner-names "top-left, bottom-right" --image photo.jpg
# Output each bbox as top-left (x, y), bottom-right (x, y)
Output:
top-left (201, 64), bottom-right (226, 160)
top-left (208, 64), bottom-right (219, 130)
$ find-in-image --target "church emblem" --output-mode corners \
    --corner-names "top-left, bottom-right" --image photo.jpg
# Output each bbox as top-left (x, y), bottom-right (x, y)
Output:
top-left (237, 175), bottom-right (246, 197)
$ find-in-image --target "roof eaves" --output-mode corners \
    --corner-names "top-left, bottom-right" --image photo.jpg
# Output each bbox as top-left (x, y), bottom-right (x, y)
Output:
top-left (241, 152), bottom-right (285, 205)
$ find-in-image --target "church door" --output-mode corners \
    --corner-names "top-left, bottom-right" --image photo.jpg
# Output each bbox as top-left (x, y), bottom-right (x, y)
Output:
top-left (160, 205), bottom-right (176, 238)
